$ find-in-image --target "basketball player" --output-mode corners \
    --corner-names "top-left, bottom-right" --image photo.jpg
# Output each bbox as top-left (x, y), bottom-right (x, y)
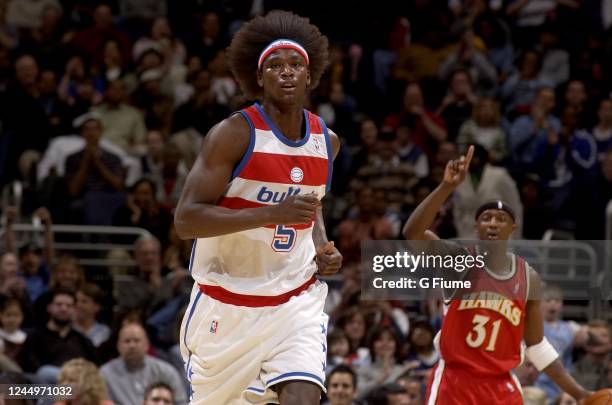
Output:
top-left (402, 145), bottom-right (590, 404)
top-left (174, 11), bottom-right (342, 405)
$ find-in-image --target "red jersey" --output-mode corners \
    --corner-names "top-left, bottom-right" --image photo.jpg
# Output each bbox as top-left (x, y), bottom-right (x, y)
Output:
top-left (438, 253), bottom-right (530, 375)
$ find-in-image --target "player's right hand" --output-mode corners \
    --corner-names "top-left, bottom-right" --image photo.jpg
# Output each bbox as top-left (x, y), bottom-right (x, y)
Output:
top-left (442, 145), bottom-right (474, 188)
top-left (270, 194), bottom-right (320, 225)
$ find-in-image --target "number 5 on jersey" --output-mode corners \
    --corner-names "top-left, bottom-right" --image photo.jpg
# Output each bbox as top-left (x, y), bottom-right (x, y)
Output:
top-left (272, 225), bottom-right (297, 252)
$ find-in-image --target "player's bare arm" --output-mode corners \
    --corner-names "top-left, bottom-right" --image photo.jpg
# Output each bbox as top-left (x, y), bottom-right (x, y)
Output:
top-left (523, 268), bottom-right (591, 401)
top-left (174, 114), bottom-right (320, 239)
top-left (402, 145), bottom-right (474, 240)
top-left (313, 128), bottom-right (342, 276)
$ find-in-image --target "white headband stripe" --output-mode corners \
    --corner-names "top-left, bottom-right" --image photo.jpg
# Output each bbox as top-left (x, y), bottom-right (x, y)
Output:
top-left (257, 39), bottom-right (309, 69)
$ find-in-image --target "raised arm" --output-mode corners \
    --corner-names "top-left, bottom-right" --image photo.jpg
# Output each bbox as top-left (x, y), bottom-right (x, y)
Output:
top-left (523, 269), bottom-right (590, 401)
top-left (174, 115), bottom-right (320, 239)
top-left (402, 146), bottom-right (473, 240)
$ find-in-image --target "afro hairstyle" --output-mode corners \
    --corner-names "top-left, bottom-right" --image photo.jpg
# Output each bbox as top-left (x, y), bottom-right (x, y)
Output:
top-left (227, 11), bottom-right (329, 100)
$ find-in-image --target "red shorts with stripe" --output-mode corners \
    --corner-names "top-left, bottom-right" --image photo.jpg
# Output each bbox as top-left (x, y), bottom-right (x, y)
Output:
top-left (425, 361), bottom-right (522, 405)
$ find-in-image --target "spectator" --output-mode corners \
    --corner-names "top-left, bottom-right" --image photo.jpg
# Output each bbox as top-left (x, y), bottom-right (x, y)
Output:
top-left (572, 320), bottom-right (611, 391)
top-left (34, 253), bottom-right (85, 327)
top-left (519, 174), bottom-right (551, 239)
top-left (592, 99), bottom-right (612, 161)
top-left (509, 86), bottom-right (560, 169)
top-left (186, 11), bottom-right (225, 67)
top-left (337, 307), bottom-right (368, 365)
top-left (357, 326), bottom-right (413, 398)
top-left (384, 82), bottom-right (447, 157)
top-left (64, 112), bottom-right (126, 225)
top-left (132, 69), bottom-right (174, 136)
top-left (452, 144), bottom-right (523, 238)
top-left (436, 68), bottom-right (477, 140)
top-left (100, 322), bottom-right (186, 405)
top-left (438, 28), bottom-right (497, 95)
top-left (20, 289), bottom-right (97, 382)
top-left (0, 295), bottom-right (26, 364)
top-left (0, 252), bottom-right (28, 305)
top-left (112, 178), bottom-right (173, 246)
top-left (37, 69), bottom-right (72, 137)
top-left (395, 122), bottom-right (428, 179)
top-left (143, 382), bottom-right (174, 405)
top-left (4, 206), bottom-right (54, 303)
top-left (133, 17), bottom-right (186, 68)
top-left (395, 374), bottom-right (423, 405)
top-left (93, 78), bottom-right (147, 156)
top-left (5, 0), bottom-right (62, 30)
top-left (338, 187), bottom-right (396, 265)
top-left (536, 285), bottom-right (589, 401)
top-left (70, 4), bottom-right (131, 68)
top-left (53, 358), bottom-right (114, 405)
top-left (536, 25), bottom-right (570, 87)
top-left (501, 51), bottom-right (553, 117)
top-left (349, 118), bottom-right (379, 175)
top-left (73, 284), bottom-right (111, 348)
top-left (457, 97), bottom-right (507, 163)
top-left (404, 319), bottom-right (438, 379)
top-left (323, 364), bottom-right (361, 405)
top-left (327, 330), bottom-right (351, 371)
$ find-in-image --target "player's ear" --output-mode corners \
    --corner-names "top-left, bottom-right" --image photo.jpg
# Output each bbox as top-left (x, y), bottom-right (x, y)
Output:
top-left (257, 69), bottom-right (263, 87)
top-left (306, 67), bottom-right (311, 86)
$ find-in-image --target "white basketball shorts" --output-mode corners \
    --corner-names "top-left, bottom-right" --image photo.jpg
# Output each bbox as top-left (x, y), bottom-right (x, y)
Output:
top-left (179, 279), bottom-right (329, 404)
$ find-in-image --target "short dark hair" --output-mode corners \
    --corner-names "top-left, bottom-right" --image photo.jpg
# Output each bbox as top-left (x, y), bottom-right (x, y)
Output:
top-left (50, 288), bottom-right (76, 303)
top-left (328, 364), bottom-right (357, 389)
top-left (144, 382), bottom-right (174, 401)
top-left (227, 11), bottom-right (329, 100)
top-left (77, 283), bottom-right (105, 305)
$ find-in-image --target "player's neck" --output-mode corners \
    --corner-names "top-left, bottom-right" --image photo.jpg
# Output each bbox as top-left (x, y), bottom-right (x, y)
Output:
top-left (482, 245), bottom-right (511, 274)
top-left (261, 100), bottom-right (305, 141)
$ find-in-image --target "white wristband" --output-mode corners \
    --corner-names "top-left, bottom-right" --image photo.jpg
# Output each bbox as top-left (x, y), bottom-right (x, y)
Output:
top-left (526, 337), bottom-right (559, 371)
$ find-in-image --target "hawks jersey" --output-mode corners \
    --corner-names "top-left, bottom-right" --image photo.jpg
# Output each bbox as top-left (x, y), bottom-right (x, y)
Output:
top-left (189, 103), bottom-right (333, 296)
top-left (438, 253), bottom-right (530, 375)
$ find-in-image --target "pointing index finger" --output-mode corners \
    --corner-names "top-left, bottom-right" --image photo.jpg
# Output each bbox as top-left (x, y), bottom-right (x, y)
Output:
top-left (464, 145), bottom-right (474, 171)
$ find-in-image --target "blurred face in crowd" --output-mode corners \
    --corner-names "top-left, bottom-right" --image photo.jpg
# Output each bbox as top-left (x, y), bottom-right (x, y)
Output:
top-left (395, 125), bottom-right (412, 147)
top-left (55, 261), bottom-right (80, 290)
top-left (541, 290), bottom-right (563, 322)
top-left (520, 51), bottom-right (539, 78)
top-left (403, 83), bottom-right (424, 110)
top-left (327, 372), bottom-right (356, 405)
top-left (135, 239), bottom-right (161, 275)
top-left (377, 138), bottom-right (397, 161)
top-left (151, 17), bottom-right (171, 39)
top-left (1, 253), bottom-right (18, 281)
top-left (105, 79), bottom-right (125, 105)
top-left (565, 81), bottom-right (586, 108)
top-left (475, 98), bottom-right (498, 127)
top-left (144, 387), bottom-right (174, 405)
top-left (81, 120), bottom-right (102, 144)
top-left (330, 336), bottom-right (350, 358)
top-left (343, 312), bottom-right (366, 343)
top-left (410, 323), bottom-right (434, 350)
top-left (39, 70), bottom-right (57, 95)
top-left (560, 107), bottom-right (578, 136)
top-left (360, 119), bottom-right (378, 148)
top-left (388, 391), bottom-right (412, 405)
top-left (20, 249), bottom-right (41, 276)
top-left (76, 78), bottom-right (95, 101)
top-left (94, 4), bottom-right (113, 29)
top-left (435, 142), bottom-right (457, 166)
top-left (201, 12), bottom-right (220, 40)
top-left (475, 209), bottom-right (516, 241)
top-left (535, 88), bottom-right (555, 114)
top-left (118, 323), bottom-right (149, 368)
top-left (1, 301), bottom-right (23, 333)
top-left (103, 40), bottom-right (122, 67)
top-left (373, 330), bottom-right (397, 361)
top-left (41, 5), bottom-right (62, 31)
top-left (397, 379), bottom-right (423, 405)
top-left (146, 130), bottom-right (165, 159)
top-left (598, 99), bottom-right (612, 126)
top-left (357, 188), bottom-right (375, 216)
top-left (450, 71), bottom-right (472, 98)
top-left (133, 181), bottom-right (156, 209)
top-left (194, 69), bottom-right (211, 92)
top-left (48, 294), bottom-right (76, 327)
top-left (15, 55), bottom-right (39, 87)
top-left (140, 51), bottom-right (163, 71)
top-left (75, 291), bottom-right (100, 322)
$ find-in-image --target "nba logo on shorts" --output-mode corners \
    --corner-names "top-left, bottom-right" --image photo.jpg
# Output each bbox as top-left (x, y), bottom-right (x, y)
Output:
top-left (210, 320), bottom-right (219, 333)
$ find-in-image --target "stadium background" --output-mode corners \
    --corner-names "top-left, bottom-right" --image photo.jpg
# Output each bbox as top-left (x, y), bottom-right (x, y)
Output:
top-left (0, 0), bottom-right (611, 404)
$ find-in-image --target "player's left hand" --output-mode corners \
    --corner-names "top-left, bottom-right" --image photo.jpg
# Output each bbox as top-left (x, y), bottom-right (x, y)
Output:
top-left (316, 241), bottom-right (342, 276)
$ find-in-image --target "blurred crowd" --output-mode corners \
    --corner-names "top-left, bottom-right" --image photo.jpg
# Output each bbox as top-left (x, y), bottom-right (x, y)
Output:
top-left (0, 0), bottom-right (611, 404)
